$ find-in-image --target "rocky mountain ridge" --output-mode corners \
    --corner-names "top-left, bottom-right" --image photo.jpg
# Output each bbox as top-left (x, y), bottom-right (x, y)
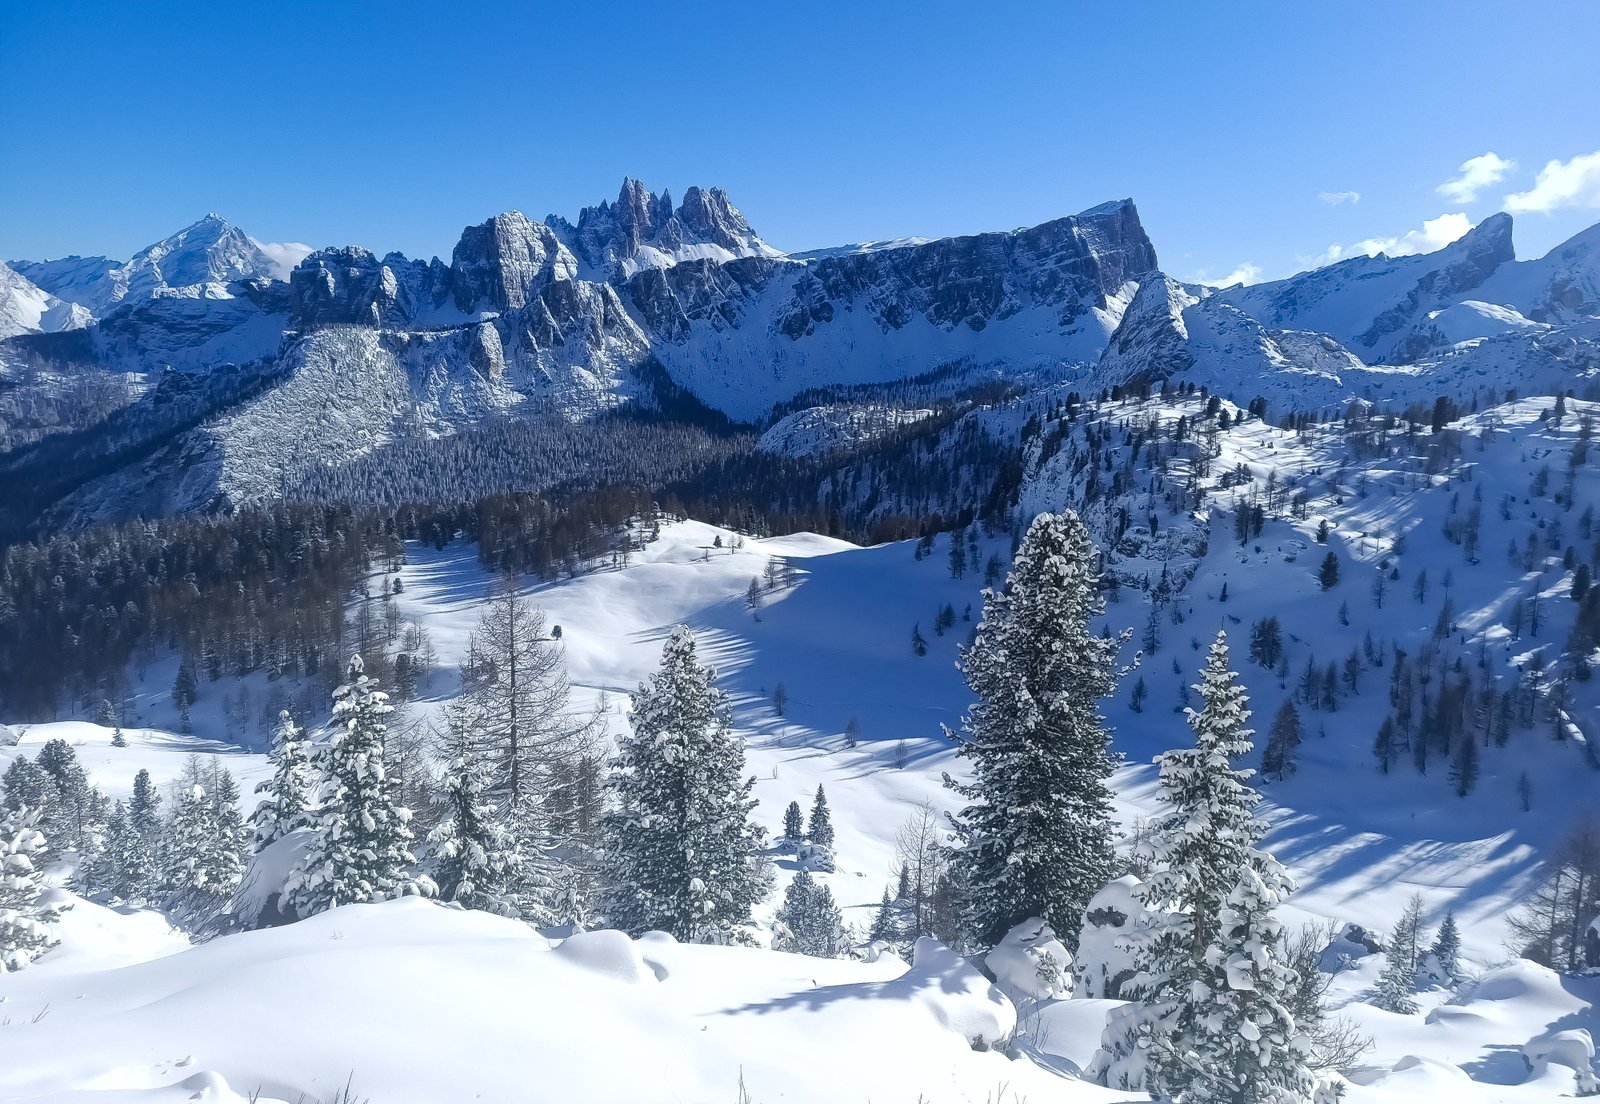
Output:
top-left (3, 180), bottom-right (1600, 533)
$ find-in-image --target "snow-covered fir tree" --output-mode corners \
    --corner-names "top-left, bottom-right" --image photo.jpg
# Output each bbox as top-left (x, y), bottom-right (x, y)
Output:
top-left (0, 805), bottom-right (63, 973)
top-left (162, 760), bottom-right (245, 920)
top-left (286, 656), bottom-right (432, 917)
top-left (93, 799), bottom-right (156, 903)
top-left (1373, 894), bottom-right (1426, 1014)
top-left (945, 510), bottom-right (1123, 951)
top-left (427, 704), bottom-right (526, 918)
top-left (867, 886), bottom-right (905, 948)
top-left (600, 626), bottom-right (767, 943)
top-left (782, 800), bottom-right (805, 845)
top-left (808, 785), bottom-right (834, 848)
top-left (774, 868), bottom-right (846, 958)
top-left (1431, 911), bottom-right (1462, 980)
top-left (1090, 632), bottom-right (1314, 1103)
top-left (253, 711), bottom-right (314, 849)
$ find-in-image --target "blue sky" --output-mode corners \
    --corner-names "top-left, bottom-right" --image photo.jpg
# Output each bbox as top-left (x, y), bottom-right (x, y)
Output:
top-left (4, 1), bottom-right (1599, 284)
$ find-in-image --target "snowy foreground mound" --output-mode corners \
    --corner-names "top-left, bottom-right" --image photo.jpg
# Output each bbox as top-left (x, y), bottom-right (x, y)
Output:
top-left (0, 895), bottom-right (1123, 1104)
top-left (5, 894), bottom-right (1597, 1103)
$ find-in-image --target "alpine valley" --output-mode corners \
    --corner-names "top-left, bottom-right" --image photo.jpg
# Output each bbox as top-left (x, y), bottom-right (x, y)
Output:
top-left (4, 179), bottom-right (1600, 1104)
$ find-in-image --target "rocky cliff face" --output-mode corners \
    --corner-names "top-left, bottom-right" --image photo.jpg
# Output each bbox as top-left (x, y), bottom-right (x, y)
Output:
top-left (16, 179), bottom-right (1600, 531)
top-left (451, 212), bottom-right (580, 313)
top-left (547, 178), bottom-right (781, 280)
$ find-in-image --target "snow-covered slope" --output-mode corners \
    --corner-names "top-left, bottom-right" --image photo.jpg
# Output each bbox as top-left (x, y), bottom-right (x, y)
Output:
top-left (0, 261), bottom-right (91, 340)
top-left (1217, 214), bottom-right (1518, 364)
top-left (757, 403), bottom-right (937, 457)
top-left (7, 452), bottom-right (1600, 1099)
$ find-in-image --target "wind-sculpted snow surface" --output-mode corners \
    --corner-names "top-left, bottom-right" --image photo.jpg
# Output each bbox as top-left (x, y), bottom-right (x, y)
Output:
top-left (0, 897), bottom-right (1124, 1104)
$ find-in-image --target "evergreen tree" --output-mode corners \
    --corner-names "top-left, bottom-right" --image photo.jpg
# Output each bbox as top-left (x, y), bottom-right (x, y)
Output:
top-left (1261, 699), bottom-right (1302, 780)
top-left (808, 785), bottom-right (834, 848)
top-left (946, 511), bottom-right (1123, 952)
top-left (0, 806), bottom-right (64, 972)
top-left (1373, 894), bottom-right (1425, 1014)
top-left (774, 868), bottom-right (847, 958)
top-left (1431, 911), bottom-right (1462, 980)
top-left (428, 707), bottom-right (525, 917)
top-left (1450, 735), bottom-right (1479, 797)
top-left (94, 800), bottom-right (156, 903)
top-left (1090, 632), bottom-right (1313, 1103)
top-left (782, 800), bottom-right (804, 844)
top-left (286, 656), bottom-right (431, 917)
top-left (1318, 551), bottom-right (1340, 590)
top-left (867, 886), bottom-right (904, 947)
top-left (1374, 716), bottom-right (1400, 774)
top-left (253, 711), bottom-right (314, 849)
top-left (0, 757), bottom-right (48, 813)
top-left (129, 768), bottom-right (162, 856)
top-left (600, 627), bottom-right (767, 943)
top-left (210, 766), bottom-right (248, 890)
top-left (162, 779), bottom-right (236, 919)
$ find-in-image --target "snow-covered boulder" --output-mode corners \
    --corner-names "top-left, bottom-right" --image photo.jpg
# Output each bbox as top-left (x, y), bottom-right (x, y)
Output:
top-left (552, 928), bottom-right (658, 985)
top-left (984, 916), bottom-right (1071, 1001)
top-left (0, 723), bottom-right (19, 747)
top-left (220, 829), bottom-right (314, 931)
top-left (1318, 922), bottom-right (1382, 973)
top-left (887, 938), bottom-right (1016, 1051)
top-left (1073, 875), bottom-right (1148, 999)
top-left (797, 841), bottom-right (835, 872)
top-left (1516, 1030), bottom-right (1593, 1088)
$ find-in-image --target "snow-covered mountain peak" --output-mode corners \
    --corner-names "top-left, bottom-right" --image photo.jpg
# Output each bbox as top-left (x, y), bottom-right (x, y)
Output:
top-left (12, 213), bottom-right (285, 318)
top-left (0, 260), bottom-right (92, 340)
top-left (548, 177), bottom-right (781, 279)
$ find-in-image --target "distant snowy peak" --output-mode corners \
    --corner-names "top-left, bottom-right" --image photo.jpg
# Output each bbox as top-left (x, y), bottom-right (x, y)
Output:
top-left (1219, 213), bottom-right (1516, 363)
top-left (547, 178), bottom-right (782, 280)
top-left (0, 261), bottom-right (91, 341)
top-left (13, 214), bottom-right (287, 317)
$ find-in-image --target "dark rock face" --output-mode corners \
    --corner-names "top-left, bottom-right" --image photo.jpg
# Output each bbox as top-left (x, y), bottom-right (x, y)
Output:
top-left (288, 246), bottom-right (448, 328)
top-left (450, 212), bottom-right (576, 314)
top-left (625, 257), bottom-right (778, 342)
top-left (776, 200), bottom-right (1158, 339)
top-left (1095, 274), bottom-right (1197, 386)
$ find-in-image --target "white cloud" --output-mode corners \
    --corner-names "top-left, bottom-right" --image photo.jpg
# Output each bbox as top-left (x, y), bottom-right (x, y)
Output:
top-left (1318, 190), bottom-right (1361, 206)
top-left (1191, 262), bottom-right (1263, 288)
top-left (1436, 152), bottom-right (1516, 204)
top-left (253, 239), bottom-right (314, 280)
top-left (1318, 212), bottom-right (1474, 264)
top-left (1504, 149), bottom-right (1600, 214)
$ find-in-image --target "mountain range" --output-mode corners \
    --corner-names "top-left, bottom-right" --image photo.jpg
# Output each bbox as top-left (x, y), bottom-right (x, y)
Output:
top-left (3, 178), bottom-right (1599, 531)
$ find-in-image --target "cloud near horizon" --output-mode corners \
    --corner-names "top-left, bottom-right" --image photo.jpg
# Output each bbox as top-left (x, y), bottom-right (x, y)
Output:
top-left (1504, 149), bottom-right (1600, 214)
top-left (1437, 152), bottom-right (1516, 204)
top-left (1318, 212), bottom-right (1473, 264)
top-left (253, 239), bottom-right (314, 280)
top-left (1191, 261), bottom-right (1264, 288)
